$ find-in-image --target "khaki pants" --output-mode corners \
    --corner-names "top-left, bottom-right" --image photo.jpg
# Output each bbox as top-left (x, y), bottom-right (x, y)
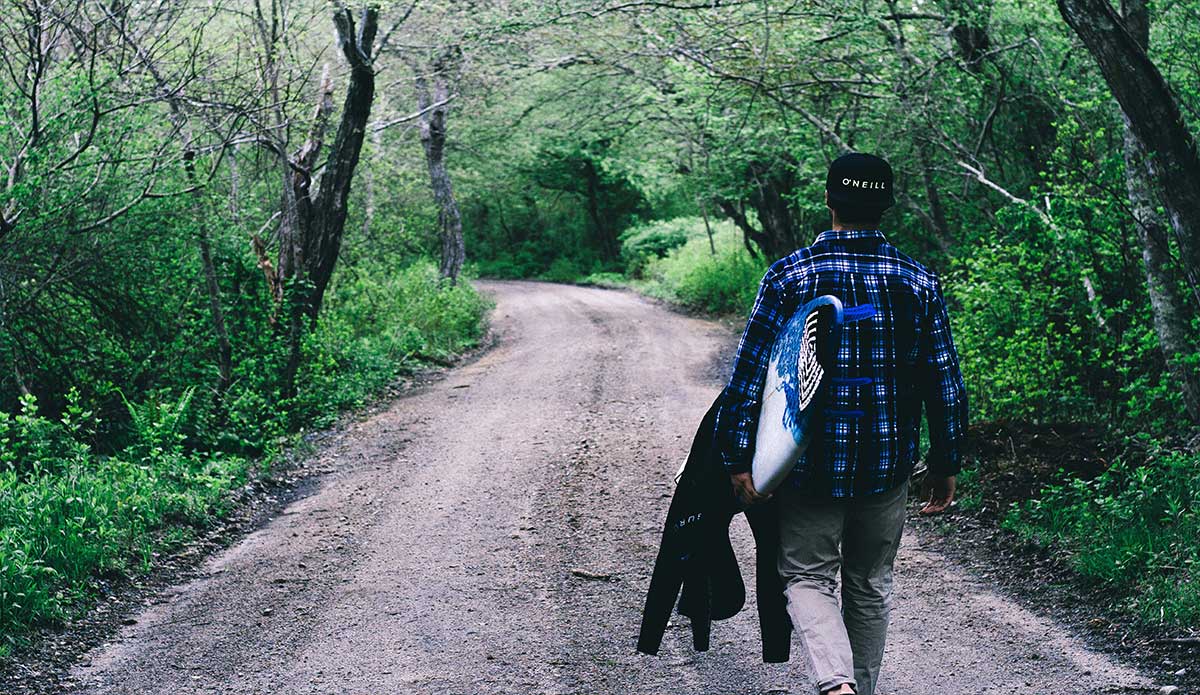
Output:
top-left (776, 479), bottom-right (909, 695)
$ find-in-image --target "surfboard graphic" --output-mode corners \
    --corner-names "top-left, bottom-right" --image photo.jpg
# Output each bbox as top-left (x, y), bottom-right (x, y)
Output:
top-left (751, 295), bottom-right (875, 495)
top-left (797, 309), bottom-right (824, 412)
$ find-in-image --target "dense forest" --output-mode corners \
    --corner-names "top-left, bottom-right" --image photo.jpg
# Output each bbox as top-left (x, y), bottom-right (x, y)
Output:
top-left (1, 0), bottom-right (1198, 658)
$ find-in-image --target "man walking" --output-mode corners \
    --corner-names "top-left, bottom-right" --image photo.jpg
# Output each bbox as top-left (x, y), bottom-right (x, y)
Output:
top-left (715, 153), bottom-right (968, 695)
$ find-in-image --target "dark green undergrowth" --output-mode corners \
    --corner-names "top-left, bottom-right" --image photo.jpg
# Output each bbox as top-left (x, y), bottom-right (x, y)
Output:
top-left (0, 388), bottom-right (248, 652)
top-left (288, 261), bottom-right (492, 430)
top-left (0, 260), bottom-right (490, 657)
top-left (1001, 443), bottom-right (1200, 628)
top-left (950, 466), bottom-right (983, 514)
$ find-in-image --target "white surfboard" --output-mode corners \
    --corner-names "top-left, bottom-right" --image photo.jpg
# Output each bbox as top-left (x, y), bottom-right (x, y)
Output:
top-left (750, 295), bottom-right (849, 495)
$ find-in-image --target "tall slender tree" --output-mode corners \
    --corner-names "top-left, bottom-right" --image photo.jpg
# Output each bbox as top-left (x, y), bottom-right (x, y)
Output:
top-left (1057, 0), bottom-right (1200, 308)
top-left (410, 47), bottom-right (467, 283)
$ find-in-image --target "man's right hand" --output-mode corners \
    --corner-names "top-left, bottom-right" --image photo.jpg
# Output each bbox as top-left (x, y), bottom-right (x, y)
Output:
top-left (731, 471), bottom-right (769, 507)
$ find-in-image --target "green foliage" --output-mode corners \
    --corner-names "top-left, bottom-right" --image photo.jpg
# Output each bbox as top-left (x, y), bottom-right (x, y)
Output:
top-left (942, 109), bottom-right (1198, 433)
top-left (952, 466), bottom-right (983, 514)
top-left (618, 217), bottom-right (705, 276)
top-left (577, 271), bottom-right (627, 288)
top-left (1003, 446), bottom-right (1200, 627)
top-left (539, 257), bottom-right (591, 283)
top-left (288, 261), bottom-right (492, 428)
top-left (634, 219), bottom-right (766, 315)
top-left (119, 386), bottom-right (197, 463)
top-left (949, 229), bottom-right (1095, 423)
top-left (0, 393), bottom-right (247, 654)
top-left (0, 258), bottom-right (489, 653)
top-left (462, 138), bottom-right (650, 280)
top-left (0, 393), bottom-right (90, 476)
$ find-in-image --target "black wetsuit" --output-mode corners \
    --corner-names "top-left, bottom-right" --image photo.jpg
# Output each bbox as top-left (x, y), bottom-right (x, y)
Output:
top-left (636, 394), bottom-right (792, 662)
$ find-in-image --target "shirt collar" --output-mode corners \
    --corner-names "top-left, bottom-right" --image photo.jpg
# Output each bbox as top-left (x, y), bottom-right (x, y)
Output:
top-left (814, 228), bottom-right (888, 244)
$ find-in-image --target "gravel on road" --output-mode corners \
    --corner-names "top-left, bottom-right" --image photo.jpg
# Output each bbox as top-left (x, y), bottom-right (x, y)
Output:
top-left (62, 280), bottom-right (1157, 695)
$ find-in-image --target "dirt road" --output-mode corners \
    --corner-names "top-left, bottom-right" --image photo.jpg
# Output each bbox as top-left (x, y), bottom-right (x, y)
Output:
top-left (66, 281), bottom-right (1154, 694)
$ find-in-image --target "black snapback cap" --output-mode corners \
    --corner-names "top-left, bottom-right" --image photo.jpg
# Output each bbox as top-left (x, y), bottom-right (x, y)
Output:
top-left (826, 152), bottom-right (895, 210)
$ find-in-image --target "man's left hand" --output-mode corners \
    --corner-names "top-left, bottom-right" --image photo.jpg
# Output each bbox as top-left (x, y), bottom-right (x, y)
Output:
top-left (919, 474), bottom-right (956, 515)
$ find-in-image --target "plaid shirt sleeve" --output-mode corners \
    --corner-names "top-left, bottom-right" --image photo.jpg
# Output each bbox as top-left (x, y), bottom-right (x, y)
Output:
top-left (920, 274), bottom-right (969, 476)
top-left (715, 269), bottom-right (789, 474)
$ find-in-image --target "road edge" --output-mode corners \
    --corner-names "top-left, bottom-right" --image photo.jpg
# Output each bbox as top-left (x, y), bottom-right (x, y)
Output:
top-left (0, 328), bottom-right (501, 695)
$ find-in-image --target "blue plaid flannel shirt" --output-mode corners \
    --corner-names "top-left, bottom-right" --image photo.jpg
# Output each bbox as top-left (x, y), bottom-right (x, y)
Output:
top-left (716, 228), bottom-right (968, 498)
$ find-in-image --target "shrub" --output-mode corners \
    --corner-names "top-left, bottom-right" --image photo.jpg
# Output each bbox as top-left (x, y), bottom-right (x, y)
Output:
top-left (0, 392), bottom-right (247, 654)
top-left (539, 256), bottom-right (588, 283)
top-left (289, 260), bottom-right (491, 428)
top-left (949, 235), bottom-right (1097, 423)
top-left (638, 221), bottom-right (766, 315)
top-left (0, 258), bottom-right (491, 655)
top-left (472, 255), bottom-right (536, 279)
top-left (577, 271), bottom-right (626, 288)
top-left (1002, 445), bottom-right (1200, 627)
top-left (619, 217), bottom-right (707, 276)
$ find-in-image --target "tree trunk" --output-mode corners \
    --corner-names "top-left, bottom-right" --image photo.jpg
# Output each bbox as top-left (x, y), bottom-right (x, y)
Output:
top-left (716, 199), bottom-right (767, 260)
top-left (178, 150), bottom-right (234, 396)
top-left (716, 154), bottom-right (801, 261)
top-left (112, 22), bottom-right (236, 395)
top-left (1057, 0), bottom-right (1200, 306)
top-left (917, 143), bottom-right (953, 255)
top-left (229, 143), bottom-right (242, 227)
top-left (583, 157), bottom-right (618, 260)
top-left (1119, 0), bottom-right (1200, 422)
top-left (276, 6), bottom-right (379, 401)
top-left (698, 196), bottom-right (716, 255)
top-left (430, 153), bottom-right (465, 283)
top-left (307, 9), bottom-right (377, 318)
top-left (414, 48), bottom-right (466, 284)
top-left (745, 156), bottom-right (800, 259)
top-left (197, 230), bottom-right (234, 393)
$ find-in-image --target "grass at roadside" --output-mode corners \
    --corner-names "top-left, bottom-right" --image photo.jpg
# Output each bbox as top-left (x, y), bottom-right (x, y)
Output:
top-left (0, 260), bottom-right (491, 657)
top-left (999, 443), bottom-right (1199, 628)
top-left (950, 423), bottom-right (1198, 631)
top-left (0, 389), bottom-right (249, 654)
